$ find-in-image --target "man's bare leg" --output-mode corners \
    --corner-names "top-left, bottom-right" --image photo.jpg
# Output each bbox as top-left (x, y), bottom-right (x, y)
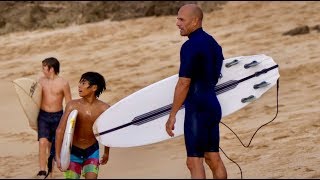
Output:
top-left (186, 157), bottom-right (206, 179)
top-left (204, 152), bottom-right (227, 179)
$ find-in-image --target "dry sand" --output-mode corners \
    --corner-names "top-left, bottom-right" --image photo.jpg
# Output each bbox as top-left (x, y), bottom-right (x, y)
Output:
top-left (0, 1), bottom-right (319, 179)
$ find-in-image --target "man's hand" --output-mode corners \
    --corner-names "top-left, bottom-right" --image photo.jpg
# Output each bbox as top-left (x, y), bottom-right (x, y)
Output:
top-left (166, 115), bottom-right (176, 137)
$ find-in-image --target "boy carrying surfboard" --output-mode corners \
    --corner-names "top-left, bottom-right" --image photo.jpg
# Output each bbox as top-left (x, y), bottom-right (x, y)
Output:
top-left (55, 72), bottom-right (110, 179)
top-left (36, 57), bottom-right (72, 178)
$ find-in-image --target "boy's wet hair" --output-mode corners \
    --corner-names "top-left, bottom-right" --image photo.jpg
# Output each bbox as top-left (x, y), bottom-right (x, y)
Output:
top-left (42, 57), bottom-right (60, 75)
top-left (80, 72), bottom-right (106, 98)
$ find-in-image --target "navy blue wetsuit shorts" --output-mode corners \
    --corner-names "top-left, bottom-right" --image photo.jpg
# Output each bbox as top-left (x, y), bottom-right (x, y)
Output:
top-left (184, 86), bottom-right (222, 157)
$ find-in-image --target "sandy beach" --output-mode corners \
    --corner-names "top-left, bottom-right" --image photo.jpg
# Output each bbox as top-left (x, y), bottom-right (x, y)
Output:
top-left (0, 1), bottom-right (319, 179)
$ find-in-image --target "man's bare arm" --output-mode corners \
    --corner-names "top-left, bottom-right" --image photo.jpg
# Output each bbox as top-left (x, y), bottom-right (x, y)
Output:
top-left (170, 77), bottom-right (191, 117)
top-left (166, 77), bottom-right (191, 137)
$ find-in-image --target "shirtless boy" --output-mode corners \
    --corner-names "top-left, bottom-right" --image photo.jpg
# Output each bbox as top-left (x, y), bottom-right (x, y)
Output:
top-left (37, 57), bottom-right (72, 178)
top-left (55, 71), bottom-right (110, 179)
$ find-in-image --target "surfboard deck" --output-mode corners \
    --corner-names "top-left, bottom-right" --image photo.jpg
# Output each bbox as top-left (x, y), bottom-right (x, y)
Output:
top-left (60, 109), bottom-right (78, 171)
top-left (13, 78), bottom-right (42, 131)
top-left (93, 54), bottom-right (280, 147)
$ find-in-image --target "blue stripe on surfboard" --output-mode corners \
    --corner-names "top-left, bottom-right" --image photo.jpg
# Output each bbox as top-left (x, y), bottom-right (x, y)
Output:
top-left (95, 64), bottom-right (279, 137)
top-left (132, 104), bottom-right (185, 125)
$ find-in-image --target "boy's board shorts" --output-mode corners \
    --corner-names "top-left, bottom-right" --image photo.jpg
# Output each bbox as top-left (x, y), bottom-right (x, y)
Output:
top-left (64, 142), bottom-right (100, 179)
top-left (37, 109), bottom-right (63, 142)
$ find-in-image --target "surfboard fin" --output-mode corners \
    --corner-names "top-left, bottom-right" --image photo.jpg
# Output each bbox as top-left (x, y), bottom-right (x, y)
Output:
top-left (225, 59), bottom-right (239, 68)
top-left (253, 81), bottom-right (270, 89)
top-left (244, 60), bottom-right (260, 69)
top-left (241, 95), bottom-right (256, 103)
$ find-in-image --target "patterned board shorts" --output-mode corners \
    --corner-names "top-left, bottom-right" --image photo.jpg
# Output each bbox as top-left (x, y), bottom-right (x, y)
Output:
top-left (64, 142), bottom-right (100, 179)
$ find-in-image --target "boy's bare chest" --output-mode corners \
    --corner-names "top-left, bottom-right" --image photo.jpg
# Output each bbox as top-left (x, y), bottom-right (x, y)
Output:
top-left (78, 106), bottom-right (101, 123)
top-left (41, 80), bottom-right (63, 95)
top-left (42, 85), bottom-right (63, 96)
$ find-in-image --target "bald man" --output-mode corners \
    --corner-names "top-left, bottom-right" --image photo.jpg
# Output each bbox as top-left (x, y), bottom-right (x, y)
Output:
top-left (165, 4), bottom-right (227, 179)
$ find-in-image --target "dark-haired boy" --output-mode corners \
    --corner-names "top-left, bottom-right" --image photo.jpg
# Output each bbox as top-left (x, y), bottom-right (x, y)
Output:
top-left (55, 72), bottom-right (110, 179)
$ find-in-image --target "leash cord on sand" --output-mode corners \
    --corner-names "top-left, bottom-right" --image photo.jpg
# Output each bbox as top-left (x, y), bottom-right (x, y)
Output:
top-left (219, 78), bottom-right (279, 179)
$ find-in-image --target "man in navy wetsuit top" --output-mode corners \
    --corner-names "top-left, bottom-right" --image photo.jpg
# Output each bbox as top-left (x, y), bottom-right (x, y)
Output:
top-left (165, 4), bottom-right (227, 179)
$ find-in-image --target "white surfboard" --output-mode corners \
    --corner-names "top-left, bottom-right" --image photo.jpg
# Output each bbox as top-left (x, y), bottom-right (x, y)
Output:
top-left (93, 54), bottom-right (280, 147)
top-left (12, 78), bottom-right (42, 131)
top-left (60, 109), bottom-right (78, 171)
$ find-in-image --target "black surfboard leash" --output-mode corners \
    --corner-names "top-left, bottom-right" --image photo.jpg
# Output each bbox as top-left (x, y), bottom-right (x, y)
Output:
top-left (43, 154), bottom-right (54, 179)
top-left (219, 78), bottom-right (280, 179)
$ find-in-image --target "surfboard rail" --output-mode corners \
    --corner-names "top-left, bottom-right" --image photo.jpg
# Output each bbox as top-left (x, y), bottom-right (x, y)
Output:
top-left (60, 109), bottom-right (78, 171)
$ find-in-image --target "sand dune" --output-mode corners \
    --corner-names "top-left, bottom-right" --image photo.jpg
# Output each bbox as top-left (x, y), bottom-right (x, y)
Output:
top-left (0, 1), bottom-right (319, 178)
